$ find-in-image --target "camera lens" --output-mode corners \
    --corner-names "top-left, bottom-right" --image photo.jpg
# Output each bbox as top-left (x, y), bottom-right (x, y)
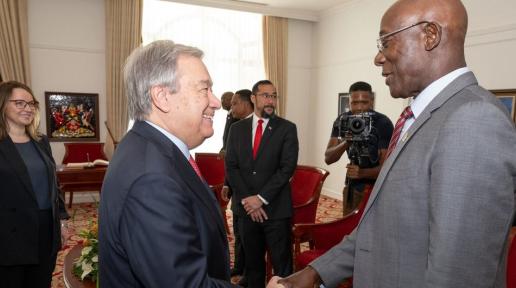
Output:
top-left (350, 118), bottom-right (365, 133)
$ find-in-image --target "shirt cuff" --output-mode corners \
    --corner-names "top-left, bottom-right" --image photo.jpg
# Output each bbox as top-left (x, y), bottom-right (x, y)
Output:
top-left (257, 194), bottom-right (269, 205)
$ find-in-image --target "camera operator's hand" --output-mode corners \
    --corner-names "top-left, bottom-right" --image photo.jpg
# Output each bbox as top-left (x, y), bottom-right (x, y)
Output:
top-left (325, 136), bottom-right (352, 165)
top-left (346, 164), bottom-right (362, 179)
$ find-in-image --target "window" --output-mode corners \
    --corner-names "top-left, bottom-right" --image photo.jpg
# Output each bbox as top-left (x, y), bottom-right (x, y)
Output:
top-left (142, 0), bottom-right (265, 152)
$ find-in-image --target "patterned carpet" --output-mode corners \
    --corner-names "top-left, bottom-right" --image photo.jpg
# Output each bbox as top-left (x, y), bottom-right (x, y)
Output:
top-left (51, 195), bottom-right (343, 287)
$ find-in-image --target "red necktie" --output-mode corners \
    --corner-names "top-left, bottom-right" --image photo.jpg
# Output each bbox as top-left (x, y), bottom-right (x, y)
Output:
top-left (386, 106), bottom-right (414, 158)
top-left (189, 155), bottom-right (203, 179)
top-left (253, 119), bottom-right (264, 159)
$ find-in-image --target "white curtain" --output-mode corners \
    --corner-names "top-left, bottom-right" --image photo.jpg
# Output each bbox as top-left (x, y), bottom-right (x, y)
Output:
top-left (142, 0), bottom-right (265, 153)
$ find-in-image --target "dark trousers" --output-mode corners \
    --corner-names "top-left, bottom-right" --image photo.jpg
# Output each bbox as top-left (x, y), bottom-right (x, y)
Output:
top-left (0, 209), bottom-right (57, 288)
top-left (233, 214), bottom-right (245, 273)
top-left (240, 216), bottom-right (292, 288)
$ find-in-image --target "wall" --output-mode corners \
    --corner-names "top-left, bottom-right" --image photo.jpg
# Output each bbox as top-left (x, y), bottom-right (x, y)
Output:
top-left (26, 0), bottom-right (516, 200)
top-left (305, 0), bottom-right (516, 199)
top-left (285, 19), bottom-right (313, 165)
top-left (28, 0), bottom-right (106, 163)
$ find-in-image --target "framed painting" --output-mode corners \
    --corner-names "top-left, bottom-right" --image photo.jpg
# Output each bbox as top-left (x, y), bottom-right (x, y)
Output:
top-left (338, 93), bottom-right (350, 116)
top-left (338, 91), bottom-right (376, 116)
top-left (491, 89), bottom-right (516, 122)
top-left (45, 92), bottom-right (99, 141)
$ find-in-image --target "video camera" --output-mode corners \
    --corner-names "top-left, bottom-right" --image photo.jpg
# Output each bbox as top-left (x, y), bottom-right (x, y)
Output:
top-left (337, 112), bottom-right (377, 167)
top-left (337, 112), bottom-right (374, 141)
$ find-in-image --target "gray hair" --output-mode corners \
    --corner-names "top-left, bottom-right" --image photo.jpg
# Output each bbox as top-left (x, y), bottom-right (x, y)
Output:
top-left (124, 40), bottom-right (204, 120)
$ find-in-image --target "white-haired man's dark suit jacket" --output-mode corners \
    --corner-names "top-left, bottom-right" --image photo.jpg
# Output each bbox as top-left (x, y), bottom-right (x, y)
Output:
top-left (99, 121), bottom-right (237, 287)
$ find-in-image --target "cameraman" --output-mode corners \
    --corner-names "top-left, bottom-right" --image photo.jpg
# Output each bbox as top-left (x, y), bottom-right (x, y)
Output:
top-left (325, 81), bottom-right (393, 212)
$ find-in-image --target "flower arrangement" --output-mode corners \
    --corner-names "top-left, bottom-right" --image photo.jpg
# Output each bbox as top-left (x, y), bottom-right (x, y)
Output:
top-left (73, 220), bottom-right (99, 284)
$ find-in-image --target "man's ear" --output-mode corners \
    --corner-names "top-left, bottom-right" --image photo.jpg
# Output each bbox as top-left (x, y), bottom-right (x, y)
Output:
top-left (251, 94), bottom-right (257, 105)
top-left (150, 86), bottom-right (171, 113)
top-left (424, 22), bottom-right (442, 51)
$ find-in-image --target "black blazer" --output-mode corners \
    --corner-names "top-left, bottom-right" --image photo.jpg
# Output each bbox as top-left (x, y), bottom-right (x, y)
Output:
top-left (0, 135), bottom-right (68, 265)
top-left (225, 116), bottom-right (299, 219)
top-left (99, 121), bottom-right (236, 287)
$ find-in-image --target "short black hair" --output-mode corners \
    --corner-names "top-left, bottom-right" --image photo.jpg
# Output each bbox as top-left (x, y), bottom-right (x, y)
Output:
top-left (252, 80), bottom-right (273, 95)
top-left (349, 81), bottom-right (374, 100)
top-left (235, 89), bottom-right (253, 108)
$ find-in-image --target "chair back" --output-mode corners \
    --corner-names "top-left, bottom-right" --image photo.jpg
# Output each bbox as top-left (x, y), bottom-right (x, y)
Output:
top-left (508, 228), bottom-right (516, 288)
top-left (291, 165), bottom-right (330, 224)
top-left (195, 152), bottom-right (225, 185)
top-left (312, 185), bottom-right (373, 250)
top-left (62, 143), bottom-right (108, 164)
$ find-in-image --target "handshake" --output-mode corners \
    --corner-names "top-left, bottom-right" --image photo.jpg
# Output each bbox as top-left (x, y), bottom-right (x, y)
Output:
top-left (267, 276), bottom-right (286, 288)
top-left (265, 266), bottom-right (322, 288)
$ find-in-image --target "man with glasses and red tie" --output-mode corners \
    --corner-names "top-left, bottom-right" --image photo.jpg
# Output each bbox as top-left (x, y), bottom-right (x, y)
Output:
top-left (269, 0), bottom-right (516, 287)
top-left (225, 80), bottom-right (299, 288)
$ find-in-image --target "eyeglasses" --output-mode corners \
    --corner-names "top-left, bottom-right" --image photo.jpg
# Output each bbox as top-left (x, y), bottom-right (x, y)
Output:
top-left (9, 99), bottom-right (39, 110)
top-left (256, 93), bottom-right (278, 100)
top-left (376, 21), bottom-right (429, 52)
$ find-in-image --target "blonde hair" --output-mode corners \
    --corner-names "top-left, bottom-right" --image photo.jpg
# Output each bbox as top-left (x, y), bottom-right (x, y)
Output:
top-left (0, 81), bottom-right (41, 141)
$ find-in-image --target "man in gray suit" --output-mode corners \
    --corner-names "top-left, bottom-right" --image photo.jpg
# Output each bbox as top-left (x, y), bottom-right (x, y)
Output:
top-left (270, 0), bottom-right (516, 287)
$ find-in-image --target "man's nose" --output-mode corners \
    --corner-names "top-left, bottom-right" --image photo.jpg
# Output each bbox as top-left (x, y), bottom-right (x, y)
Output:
top-left (374, 51), bottom-right (384, 66)
top-left (209, 90), bottom-right (221, 109)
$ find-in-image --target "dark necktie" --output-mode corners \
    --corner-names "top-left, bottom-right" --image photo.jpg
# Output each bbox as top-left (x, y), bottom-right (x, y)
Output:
top-left (253, 119), bottom-right (264, 159)
top-left (386, 106), bottom-right (414, 158)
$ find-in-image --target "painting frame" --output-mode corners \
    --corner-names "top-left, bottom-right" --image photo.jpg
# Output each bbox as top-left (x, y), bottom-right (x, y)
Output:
top-left (338, 91), bottom-right (376, 116)
top-left (338, 93), bottom-right (350, 116)
top-left (45, 91), bottom-right (100, 142)
top-left (491, 89), bottom-right (516, 122)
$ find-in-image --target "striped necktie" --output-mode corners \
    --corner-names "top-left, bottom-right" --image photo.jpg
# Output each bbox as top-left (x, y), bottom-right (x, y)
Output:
top-left (386, 106), bottom-right (414, 158)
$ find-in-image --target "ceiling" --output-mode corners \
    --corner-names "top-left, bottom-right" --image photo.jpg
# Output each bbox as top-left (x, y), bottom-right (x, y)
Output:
top-left (170, 0), bottom-right (354, 21)
top-left (230, 0), bottom-right (350, 12)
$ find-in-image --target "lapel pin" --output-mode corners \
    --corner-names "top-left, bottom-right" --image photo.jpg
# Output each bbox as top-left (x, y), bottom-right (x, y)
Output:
top-left (268, 126), bottom-right (272, 130)
top-left (402, 133), bottom-right (409, 142)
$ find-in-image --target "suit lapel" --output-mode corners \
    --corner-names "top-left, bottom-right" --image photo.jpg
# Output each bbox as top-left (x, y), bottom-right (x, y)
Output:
top-left (32, 139), bottom-right (57, 208)
top-left (0, 137), bottom-right (37, 204)
top-left (361, 72), bottom-right (479, 219)
top-left (132, 122), bottom-right (227, 239)
top-left (240, 118), bottom-right (254, 161)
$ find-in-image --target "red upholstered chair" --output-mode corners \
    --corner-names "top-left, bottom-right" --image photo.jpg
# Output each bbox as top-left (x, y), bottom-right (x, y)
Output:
top-left (291, 165), bottom-right (330, 224)
top-left (266, 165), bottom-right (330, 280)
top-left (194, 152), bottom-right (225, 186)
top-left (62, 142), bottom-right (108, 164)
top-left (194, 153), bottom-right (229, 233)
top-left (292, 185), bottom-right (373, 288)
top-left (508, 227), bottom-right (516, 288)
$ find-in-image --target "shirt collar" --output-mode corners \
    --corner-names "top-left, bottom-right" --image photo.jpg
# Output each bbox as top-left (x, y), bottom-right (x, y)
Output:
top-left (145, 120), bottom-right (190, 159)
top-left (253, 113), bottom-right (270, 128)
top-left (410, 67), bottom-right (470, 119)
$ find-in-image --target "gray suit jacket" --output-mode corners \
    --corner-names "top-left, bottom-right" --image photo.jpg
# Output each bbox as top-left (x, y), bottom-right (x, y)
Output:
top-left (311, 72), bottom-right (516, 288)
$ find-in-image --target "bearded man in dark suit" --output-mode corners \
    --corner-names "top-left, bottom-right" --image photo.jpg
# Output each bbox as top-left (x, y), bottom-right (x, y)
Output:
top-left (225, 80), bottom-right (299, 288)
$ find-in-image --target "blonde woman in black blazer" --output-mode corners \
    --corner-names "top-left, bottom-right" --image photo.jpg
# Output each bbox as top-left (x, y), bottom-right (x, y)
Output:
top-left (0, 81), bottom-right (69, 288)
